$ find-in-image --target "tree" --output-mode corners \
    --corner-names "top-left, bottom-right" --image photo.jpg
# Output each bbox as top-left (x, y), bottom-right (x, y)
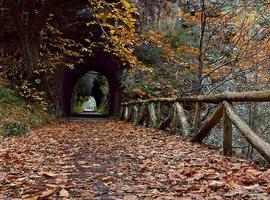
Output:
top-left (2, 0), bottom-right (65, 80)
top-left (1, 0), bottom-right (139, 111)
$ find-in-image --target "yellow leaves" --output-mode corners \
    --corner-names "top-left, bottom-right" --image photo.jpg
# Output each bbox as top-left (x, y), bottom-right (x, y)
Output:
top-left (87, 0), bottom-right (138, 66)
top-left (178, 10), bottom-right (202, 23)
top-left (86, 22), bottom-right (96, 26)
top-left (193, 49), bottom-right (200, 56)
top-left (110, 30), bottom-right (116, 35)
top-left (133, 88), bottom-right (152, 99)
top-left (84, 39), bottom-right (91, 43)
top-left (120, 0), bottom-right (131, 9)
top-left (178, 10), bottom-right (185, 17)
top-left (202, 68), bottom-right (212, 74)
top-left (247, 11), bottom-right (259, 23)
top-left (190, 65), bottom-right (199, 70)
top-left (41, 22), bottom-right (82, 74)
top-left (18, 81), bottom-right (48, 110)
top-left (111, 36), bottom-right (120, 42)
top-left (177, 45), bottom-right (200, 57)
top-left (65, 63), bottom-right (75, 69)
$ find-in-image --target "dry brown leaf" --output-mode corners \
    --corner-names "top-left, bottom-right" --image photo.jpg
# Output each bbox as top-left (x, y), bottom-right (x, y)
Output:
top-left (25, 196), bottom-right (40, 200)
top-left (77, 160), bottom-right (87, 165)
top-left (0, 121), bottom-right (269, 199)
top-left (191, 172), bottom-right (204, 181)
top-left (224, 189), bottom-right (242, 197)
top-left (37, 171), bottom-right (57, 177)
top-left (187, 184), bottom-right (200, 191)
top-left (123, 195), bottom-right (139, 200)
top-left (263, 185), bottom-right (270, 193)
top-left (39, 188), bottom-right (58, 199)
top-left (246, 168), bottom-right (262, 177)
top-left (208, 181), bottom-right (226, 190)
top-left (59, 189), bottom-right (69, 197)
top-left (177, 197), bottom-right (192, 200)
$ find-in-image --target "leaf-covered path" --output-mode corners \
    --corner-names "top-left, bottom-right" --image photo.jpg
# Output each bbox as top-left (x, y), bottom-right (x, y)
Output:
top-left (1, 120), bottom-right (270, 199)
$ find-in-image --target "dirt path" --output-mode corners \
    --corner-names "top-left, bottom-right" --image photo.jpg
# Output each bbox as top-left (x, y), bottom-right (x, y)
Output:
top-left (0, 120), bottom-right (270, 199)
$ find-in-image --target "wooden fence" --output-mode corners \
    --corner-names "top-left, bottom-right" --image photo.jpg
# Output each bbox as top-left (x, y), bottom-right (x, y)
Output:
top-left (120, 90), bottom-right (270, 162)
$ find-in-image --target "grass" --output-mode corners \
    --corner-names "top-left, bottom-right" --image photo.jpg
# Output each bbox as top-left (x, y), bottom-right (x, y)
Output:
top-left (0, 86), bottom-right (51, 136)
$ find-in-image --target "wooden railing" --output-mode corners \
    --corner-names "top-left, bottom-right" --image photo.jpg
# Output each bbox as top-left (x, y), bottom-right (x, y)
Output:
top-left (120, 90), bottom-right (270, 162)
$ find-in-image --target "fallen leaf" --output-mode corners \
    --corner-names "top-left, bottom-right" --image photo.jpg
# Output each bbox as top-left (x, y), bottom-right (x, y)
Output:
top-left (59, 189), bottom-right (69, 197)
top-left (246, 168), bottom-right (262, 177)
top-left (38, 171), bottom-right (57, 177)
top-left (124, 195), bottom-right (139, 200)
top-left (209, 181), bottom-right (226, 190)
top-left (25, 196), bottom-right (39, 200)
top-left (224, 190), bottom-right (242, 197)
top-left (39, 188), bottom-right (58, 199)
top-left (77, 160), bottom-right (87, 165)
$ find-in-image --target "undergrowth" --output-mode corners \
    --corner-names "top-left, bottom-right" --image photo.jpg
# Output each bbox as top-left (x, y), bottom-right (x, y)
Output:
top-left (0, 86), bottom-right (51, 137)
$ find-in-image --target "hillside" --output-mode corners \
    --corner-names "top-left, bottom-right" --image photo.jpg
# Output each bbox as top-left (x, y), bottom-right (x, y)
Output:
top-left (0, 86), bottom-right (51, 136)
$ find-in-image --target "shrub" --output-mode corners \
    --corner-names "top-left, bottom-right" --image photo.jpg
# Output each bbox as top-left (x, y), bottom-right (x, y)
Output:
top-left (0, 86), bottom-right (23, 105)
top-left (0, 121), bottom-right (28, 137)
top-left (0, 86), bottom-right (51, 127)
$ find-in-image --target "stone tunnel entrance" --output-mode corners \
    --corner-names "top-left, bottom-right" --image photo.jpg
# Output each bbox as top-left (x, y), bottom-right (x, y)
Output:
top-left (71, 71), bottom-right (109, 115)
top-left (61, 52), bottom-right (122, 117)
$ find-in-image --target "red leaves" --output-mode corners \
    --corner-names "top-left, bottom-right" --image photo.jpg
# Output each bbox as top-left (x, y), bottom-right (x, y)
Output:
top-left (0, 120), bottom-right (269, 198)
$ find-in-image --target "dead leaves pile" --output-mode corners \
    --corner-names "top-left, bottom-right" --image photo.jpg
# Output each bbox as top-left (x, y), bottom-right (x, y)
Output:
top-left (0, 120), bottom-right (270, 199)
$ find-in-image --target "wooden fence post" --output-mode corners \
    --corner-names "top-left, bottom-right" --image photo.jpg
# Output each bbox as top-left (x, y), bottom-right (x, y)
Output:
top-left (175, 102), bottom-right (190, 136)
top-left (124, 106), bottom-right (129, 121)
top-left (193, 102), bottom-right (202, 130)
top-left (157, 102), bottom-right (163, 122)
top-left (224, 101), bottom-right (270, 162)
top-left (132, 105), bottom-right (139, 124)
top-left (148, 103), bottom-right (158, 128)
top-left (223, 105), bottom-right (232, 155)
top-left (192, 103), bottom-right (223, 143)
top-left (137, 105), bottom-right (147, 125)
top-left (127, 105), bottom-right (132, 122)
top-left (170, 104), bottom-right (178, 134)
top-left (159, 115), bottom-right (173, 130)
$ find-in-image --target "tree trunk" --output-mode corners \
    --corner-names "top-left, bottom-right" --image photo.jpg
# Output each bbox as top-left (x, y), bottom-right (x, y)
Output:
top-left (21, 33), bottom-right (40, 80)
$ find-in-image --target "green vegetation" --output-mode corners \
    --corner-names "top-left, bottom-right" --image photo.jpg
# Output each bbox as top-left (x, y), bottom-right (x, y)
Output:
top-left (97, 76), bottom-right (109, 115)
top-left (0, 86), bottom-right (51, 136)
top-left (71, 74), bottom-right (109, 115)
top-left (97, 102), bottom-right (109, 115)
top-left (0, 121), bottom-right (28, 137)
top-left (72, 96), bottom-right (87, 114)
top-left (72, 104), bottom-right (84, 114)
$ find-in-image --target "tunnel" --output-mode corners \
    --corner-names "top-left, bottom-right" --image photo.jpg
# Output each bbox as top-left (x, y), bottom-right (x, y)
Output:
top-left (62, 52), bottom-right (122, 117)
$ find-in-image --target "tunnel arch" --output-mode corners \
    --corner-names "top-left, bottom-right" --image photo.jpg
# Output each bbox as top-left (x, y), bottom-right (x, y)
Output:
top-left (62, 52), bottom-right (122, 116)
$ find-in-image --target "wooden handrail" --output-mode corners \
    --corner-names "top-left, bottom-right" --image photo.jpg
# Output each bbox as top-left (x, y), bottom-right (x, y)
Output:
top-left (120, 90), bottom-right (270, 163)
top-left (224, 101), bottom-right (270, 161)
top-left (122, 90), bottom-right (270, 105)
top-left (191, 104), bottom-right (223, 143)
